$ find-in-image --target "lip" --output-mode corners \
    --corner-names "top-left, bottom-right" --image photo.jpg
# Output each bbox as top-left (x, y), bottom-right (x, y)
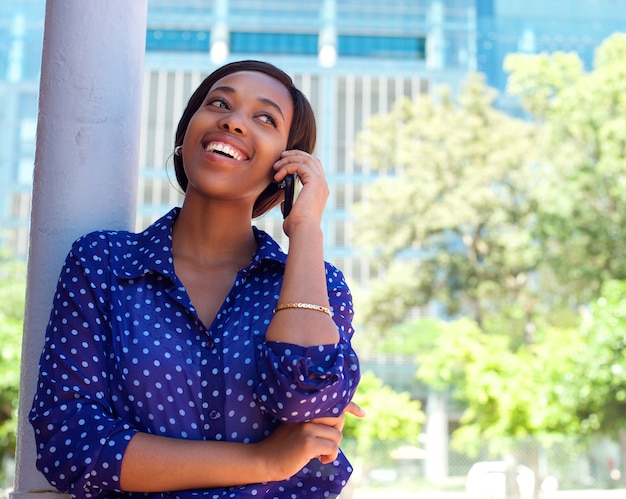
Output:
top-left (201, 134), bottom-right (250, 162)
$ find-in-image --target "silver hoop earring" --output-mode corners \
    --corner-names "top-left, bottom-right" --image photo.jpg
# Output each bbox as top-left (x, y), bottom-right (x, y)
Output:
top-left (174, 146), bottom-right (182, 156)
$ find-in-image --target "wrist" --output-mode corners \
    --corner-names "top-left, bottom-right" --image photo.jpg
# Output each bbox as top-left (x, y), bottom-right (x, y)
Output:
top-left (242, 441), bottom-right (273, 482)
top-left (250, 440), bottom-right (286, 482)
top-left (285, 220), bottom-right (323, 240)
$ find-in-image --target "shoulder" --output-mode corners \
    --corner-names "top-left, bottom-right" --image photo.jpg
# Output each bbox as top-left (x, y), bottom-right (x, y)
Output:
top-left (68, 229), bottom-right (136, 259)
top-left (65, 209), bottom-right (178, 276)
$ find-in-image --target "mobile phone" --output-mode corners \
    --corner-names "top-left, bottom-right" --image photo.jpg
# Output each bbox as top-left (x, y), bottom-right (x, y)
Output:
top-left (279, 174), bottom-right (297, 218)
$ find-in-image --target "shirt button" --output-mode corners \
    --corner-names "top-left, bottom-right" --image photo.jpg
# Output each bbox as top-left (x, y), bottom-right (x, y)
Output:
top-left (209, 410), bottom-right (221, 420)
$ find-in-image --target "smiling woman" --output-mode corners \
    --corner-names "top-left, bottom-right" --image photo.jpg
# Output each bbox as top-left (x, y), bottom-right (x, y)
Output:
top-left (173, 61), bottom-right (317, 218)
top-left (177, 70), bottom-right (294, 214)
top-left (28, 60), bottom-right (362, 499)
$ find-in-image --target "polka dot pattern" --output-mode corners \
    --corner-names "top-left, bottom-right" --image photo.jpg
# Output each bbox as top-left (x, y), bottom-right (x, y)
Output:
top-left (29, 208), bottom-right (360, 498)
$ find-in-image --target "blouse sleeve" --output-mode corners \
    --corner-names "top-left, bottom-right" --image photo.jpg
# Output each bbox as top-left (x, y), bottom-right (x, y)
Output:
top-left (254, 264), bottom-right (361, 422)
top-left (29, 234), bottom-right (137, 497)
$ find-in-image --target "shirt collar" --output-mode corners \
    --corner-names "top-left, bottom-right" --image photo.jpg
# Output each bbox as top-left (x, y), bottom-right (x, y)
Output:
top-left (114, 207), bottom-right (287, 280)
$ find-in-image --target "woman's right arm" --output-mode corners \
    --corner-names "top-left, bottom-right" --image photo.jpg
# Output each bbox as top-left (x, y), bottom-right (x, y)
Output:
top-left (120, 417), bottom-right (346, 492)
top-left (121, 402), bottom-right (364, 492)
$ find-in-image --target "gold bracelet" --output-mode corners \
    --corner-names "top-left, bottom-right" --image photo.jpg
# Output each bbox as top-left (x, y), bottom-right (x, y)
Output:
top-left (274, 302), bottom-right (332, 317)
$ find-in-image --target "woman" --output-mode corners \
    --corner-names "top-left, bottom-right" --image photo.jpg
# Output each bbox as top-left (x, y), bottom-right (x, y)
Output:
top-left (30, 60), bottom-right (362, 498)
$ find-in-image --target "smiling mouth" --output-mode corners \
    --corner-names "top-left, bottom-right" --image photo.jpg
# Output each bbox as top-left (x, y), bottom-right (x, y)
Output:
top-left (204, 141), bottom-right (247, 161)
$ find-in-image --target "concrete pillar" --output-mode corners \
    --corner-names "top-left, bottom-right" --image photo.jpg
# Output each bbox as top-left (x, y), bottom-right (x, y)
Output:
top-left (11, 1), bottom-right (147, 497)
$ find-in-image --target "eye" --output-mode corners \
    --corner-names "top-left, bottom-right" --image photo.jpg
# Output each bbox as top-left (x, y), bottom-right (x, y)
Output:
top-left (207, 98), bottom-right (230, 110)
top-left (258, 113), bottom-right (278, 128)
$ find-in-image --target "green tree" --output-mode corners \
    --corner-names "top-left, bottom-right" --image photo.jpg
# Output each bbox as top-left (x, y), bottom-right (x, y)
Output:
top-left (353, 73), bottom-right (542, 339)
top-left (415, 318), bottom-right (541, 456)
top-left (505, 33), bottom-right (626, 304)
top-left (563, 280), bottom-right (626, 480)
top-left (351, 31), bottom-right (626, 485)
top-left (414, 315), bottom-right (583, 459)
top-left (0, 314), bottom-right (21, 457)
top-left (416, 281), bottom-right (626, 484)
top-left (344, 370), bottom-right (425, 456)
top-left (0, 250), bottom-right (26, 473)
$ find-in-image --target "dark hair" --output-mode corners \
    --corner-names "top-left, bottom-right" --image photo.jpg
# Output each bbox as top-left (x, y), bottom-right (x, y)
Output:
top-left (173, 60), bottom-right (317, 218)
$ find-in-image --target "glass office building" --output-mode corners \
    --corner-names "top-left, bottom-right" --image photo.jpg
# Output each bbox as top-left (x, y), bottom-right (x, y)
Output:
top-left (2, 0), bottom-right (626, 287)
top-left (477, 0), bottom-right (626, 93)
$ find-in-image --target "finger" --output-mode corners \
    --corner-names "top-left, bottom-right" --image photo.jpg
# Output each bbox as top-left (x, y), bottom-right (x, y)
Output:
top-left (274, 151), bottom-right (323, 176)
top-left (345, 401), bottom-right (366, 418)
top-left (272, 159), bottom-right (303, 181)
top-left (280, 149), bottom-right (312, 160)
top-left (311, 414), bottom-right (345, 431)
top-left (274, 150), bottom-right (310, 166)
top-left (318, 451), bottom-right (340, 465)
top-left (313, 432), bottom-right (342, 464)
top-left (311, 402), bottom-right (365, 427)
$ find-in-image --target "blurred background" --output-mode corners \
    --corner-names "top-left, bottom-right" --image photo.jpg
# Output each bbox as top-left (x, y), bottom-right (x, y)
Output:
top-left (2, 1), bottom-right (626, 497)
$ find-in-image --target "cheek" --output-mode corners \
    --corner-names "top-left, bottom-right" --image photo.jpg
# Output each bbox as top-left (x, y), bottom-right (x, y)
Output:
top-left (258, 164), bottom-right (276, 187)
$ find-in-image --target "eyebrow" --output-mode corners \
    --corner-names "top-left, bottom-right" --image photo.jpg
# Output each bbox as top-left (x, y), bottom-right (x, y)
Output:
top-left (210, 85), bottom-right (286, 122)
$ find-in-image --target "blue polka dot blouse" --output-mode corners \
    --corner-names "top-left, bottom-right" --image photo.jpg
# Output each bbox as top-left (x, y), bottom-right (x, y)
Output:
top-left (29, 208), bottom-right (361, 498)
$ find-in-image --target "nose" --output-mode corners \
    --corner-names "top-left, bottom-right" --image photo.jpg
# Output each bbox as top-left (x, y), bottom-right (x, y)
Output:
top-left (219, 114), bottom-right (245, 134)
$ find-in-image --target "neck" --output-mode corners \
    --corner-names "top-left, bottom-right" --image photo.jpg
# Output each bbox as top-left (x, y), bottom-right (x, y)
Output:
top-left (172, 197), bottom-right (258, 267)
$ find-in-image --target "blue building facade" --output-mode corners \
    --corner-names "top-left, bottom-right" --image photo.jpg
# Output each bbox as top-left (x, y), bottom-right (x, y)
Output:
top-left (2, 0), bottom-right (626, 286)
top-left (477, 0), bottom-right (626, 91)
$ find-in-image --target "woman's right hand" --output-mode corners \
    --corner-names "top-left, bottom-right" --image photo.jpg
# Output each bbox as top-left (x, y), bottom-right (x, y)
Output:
top-left (273, 150), bottom-right (329, 236)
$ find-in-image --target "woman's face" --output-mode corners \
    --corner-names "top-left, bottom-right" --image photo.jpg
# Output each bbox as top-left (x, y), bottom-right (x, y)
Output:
top-left (181, 71), bottom-right (295, 206)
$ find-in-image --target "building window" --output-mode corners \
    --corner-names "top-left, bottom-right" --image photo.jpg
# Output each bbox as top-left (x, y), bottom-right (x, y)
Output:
top-left (338, 35), bottom-right (426, 59)
top-left (146, 29), bottom-right (211, 52)
top-left (335, 184), bottom-right (347, 210)
top-left (230, 32), bottom-right (318, 55)
top-left (334, 219), bottom-right (347, 247)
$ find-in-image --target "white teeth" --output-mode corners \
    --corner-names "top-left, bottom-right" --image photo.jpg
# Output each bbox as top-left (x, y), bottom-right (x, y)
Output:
top-left (205, 142), bottom-right (245, 161)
